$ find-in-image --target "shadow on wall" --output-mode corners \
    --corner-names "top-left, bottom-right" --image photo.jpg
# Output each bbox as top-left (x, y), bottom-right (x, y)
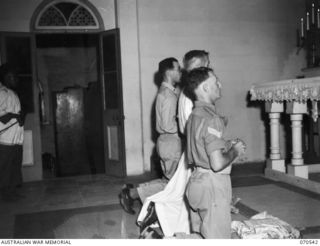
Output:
top-left (280, 48), bottom-right (306, 81)
top-left (149, 71), bottom-right (163, 178)
top-left (246, 91), bottom-right (270, 161)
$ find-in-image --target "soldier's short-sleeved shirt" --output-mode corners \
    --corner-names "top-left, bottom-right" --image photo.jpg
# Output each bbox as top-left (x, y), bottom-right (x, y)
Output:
top-left (186, 101), bottom-right (227, 169)
top-left (155, 82), bottom-right (179, 134)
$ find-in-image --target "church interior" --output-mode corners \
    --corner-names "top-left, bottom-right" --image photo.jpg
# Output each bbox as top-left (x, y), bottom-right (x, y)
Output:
top-left (0, 0), bottom-right (320, 240)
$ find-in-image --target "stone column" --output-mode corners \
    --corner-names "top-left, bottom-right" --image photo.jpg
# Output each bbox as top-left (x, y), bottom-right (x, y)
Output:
top-left (265, 102), bottom-right (285, 172)
top-left (290, 114), bottom-right (304, 165)
top-left (286, 101), bottom-right (308, 179)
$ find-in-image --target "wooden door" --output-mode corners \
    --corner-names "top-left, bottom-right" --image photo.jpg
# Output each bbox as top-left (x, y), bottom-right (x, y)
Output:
top-left (83, 82), bottom-right (105, 174)
top-left (99, 29), bottom-right (126, 177)
top-left (53, 87), bottom-right (91, 176)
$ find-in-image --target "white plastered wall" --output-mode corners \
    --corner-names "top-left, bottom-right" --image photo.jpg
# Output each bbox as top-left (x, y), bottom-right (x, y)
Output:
top-left (0, 0), bottom-right (307, 179)
top-left (134, 0), bottom-right (306, 171)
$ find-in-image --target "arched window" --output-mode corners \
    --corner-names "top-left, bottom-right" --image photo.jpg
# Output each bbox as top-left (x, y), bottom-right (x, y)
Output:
top-left (31, 0), bottom-right (104, 32)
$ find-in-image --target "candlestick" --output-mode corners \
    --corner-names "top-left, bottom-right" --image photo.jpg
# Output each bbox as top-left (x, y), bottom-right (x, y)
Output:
top-left (307, 12), bottom-right (310, 30)
top-left (317, 9), bottom-right (320, 28)
top-left (312, 3), bottom-right (315, 24)
top-left (301, 18), bottom-right (304, 37)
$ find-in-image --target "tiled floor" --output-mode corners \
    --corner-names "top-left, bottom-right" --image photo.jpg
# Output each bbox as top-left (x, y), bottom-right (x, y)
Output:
top-left (0, 174), bottom-right (150, 239)
top-left (1, 170), bottom-right (320, 239)
top-left (233, 183), bottom-right (320, 238)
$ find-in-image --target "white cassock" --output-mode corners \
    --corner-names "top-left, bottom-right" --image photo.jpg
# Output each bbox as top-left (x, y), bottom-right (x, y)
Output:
top-left (137, 91), bottom-right (193, 236)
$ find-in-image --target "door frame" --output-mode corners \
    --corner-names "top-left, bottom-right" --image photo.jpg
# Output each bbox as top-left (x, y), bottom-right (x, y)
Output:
top-left (0, 30), bottom-right (127, 178)
top-left (99, 29), bottom-right (126, 177)
top-left (35, 30), bottom-right (126, 177)
top-left (0, 31), bottom-right (39, 170)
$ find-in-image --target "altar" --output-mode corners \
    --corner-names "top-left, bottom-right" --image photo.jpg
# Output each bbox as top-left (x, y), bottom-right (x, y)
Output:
top-left (250, 76), bottom-right (320, 194)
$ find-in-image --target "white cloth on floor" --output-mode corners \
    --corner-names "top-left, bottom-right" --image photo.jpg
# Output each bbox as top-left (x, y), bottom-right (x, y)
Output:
top-left (231, 211), bottom-right (300, 239)
top-left (137, 152), bottom-right (191, 236)
top-left (137, 178), bottom-right (168, 203)
top-left (137, 90), bottom-right (193, 237)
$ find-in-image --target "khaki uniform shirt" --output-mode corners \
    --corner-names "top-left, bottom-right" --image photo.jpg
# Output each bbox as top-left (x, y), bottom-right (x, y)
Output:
top-left (155, 82), bottom-right (179, 134)
top-left (186, 101), bottom-right (227, 170)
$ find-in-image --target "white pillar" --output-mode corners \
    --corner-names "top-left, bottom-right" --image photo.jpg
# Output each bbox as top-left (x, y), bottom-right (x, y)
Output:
top-left (286, 101), bottom-right (309, 179)
top-left (265, 102), bottom-right (285, 172)
top-left (270, 113), bottom-right (281, 160)
top-left (290, 114), bottom-right (304, 165)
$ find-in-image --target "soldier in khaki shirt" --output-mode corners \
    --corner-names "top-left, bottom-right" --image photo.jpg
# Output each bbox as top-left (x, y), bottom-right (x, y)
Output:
top-left (155, 57), bottom-right (182, 180)
top-left (185, 67), bottom-right (246, 238)
top-left (119, 57), bottom-right (182, 215)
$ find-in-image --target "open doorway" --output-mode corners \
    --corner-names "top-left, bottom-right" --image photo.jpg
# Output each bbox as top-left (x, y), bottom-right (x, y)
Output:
top-left (0, 30), bottom-right (127, 180)
top-left (0, 1), bottom-right (126, 181)
top-left (36, 33), bottom-right (105, 177)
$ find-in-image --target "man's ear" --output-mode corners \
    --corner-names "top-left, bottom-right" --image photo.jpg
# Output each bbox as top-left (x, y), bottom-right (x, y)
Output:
top-left (202, 81), bottom-right (209, 92)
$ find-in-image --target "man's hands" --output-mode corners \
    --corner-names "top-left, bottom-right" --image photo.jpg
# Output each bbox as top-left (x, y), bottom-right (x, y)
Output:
top-left (209, 138), bottom-right (246, 172)
top-left (231, 138), bottom-right (246, 158)
top-left (0, 112), bottom-right (24, 126)
top-left (0, 112), bottom-right (18, 124)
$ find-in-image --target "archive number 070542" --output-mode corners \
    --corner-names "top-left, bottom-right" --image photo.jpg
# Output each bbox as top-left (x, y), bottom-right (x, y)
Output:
top-left (300, 240), bottom-right (318, 245)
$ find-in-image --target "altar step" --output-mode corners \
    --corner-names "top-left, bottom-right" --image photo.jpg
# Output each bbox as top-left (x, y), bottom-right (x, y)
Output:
top-left (265, 168), bottom-right (320, 195)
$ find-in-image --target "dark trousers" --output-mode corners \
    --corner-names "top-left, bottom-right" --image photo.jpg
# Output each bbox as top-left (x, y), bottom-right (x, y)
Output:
top-left (0, 144), bottom-right (23, 192)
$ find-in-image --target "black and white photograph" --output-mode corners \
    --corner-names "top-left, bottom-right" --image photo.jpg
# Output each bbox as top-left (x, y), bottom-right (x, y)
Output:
top-left (0, 0), bottom-right (319, 243)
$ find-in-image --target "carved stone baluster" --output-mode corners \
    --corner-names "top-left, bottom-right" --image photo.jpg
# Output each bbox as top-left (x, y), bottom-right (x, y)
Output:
top-left (286, 101), bottom-right (309, 179)
top-left (265, 102), bottom-right (285, 172)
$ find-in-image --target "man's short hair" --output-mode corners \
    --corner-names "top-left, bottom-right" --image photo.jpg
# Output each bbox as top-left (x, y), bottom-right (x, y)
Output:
top-left (186, 67), bottom-right (214, 100)
top-left (183, 50), bottom-right (209, 69)
top-left (158, 57), bottom-right (178, 81)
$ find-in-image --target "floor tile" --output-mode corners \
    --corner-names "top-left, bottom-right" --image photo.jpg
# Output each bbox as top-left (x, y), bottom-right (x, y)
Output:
top-left (1, 172), bottom-right (319, 239)
top-left (233, 184), bottom-right (320, 228)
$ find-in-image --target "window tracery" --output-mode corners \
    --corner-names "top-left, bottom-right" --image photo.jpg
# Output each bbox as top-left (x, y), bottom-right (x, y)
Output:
top-left (33, 1), bottom-right (102, 31)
